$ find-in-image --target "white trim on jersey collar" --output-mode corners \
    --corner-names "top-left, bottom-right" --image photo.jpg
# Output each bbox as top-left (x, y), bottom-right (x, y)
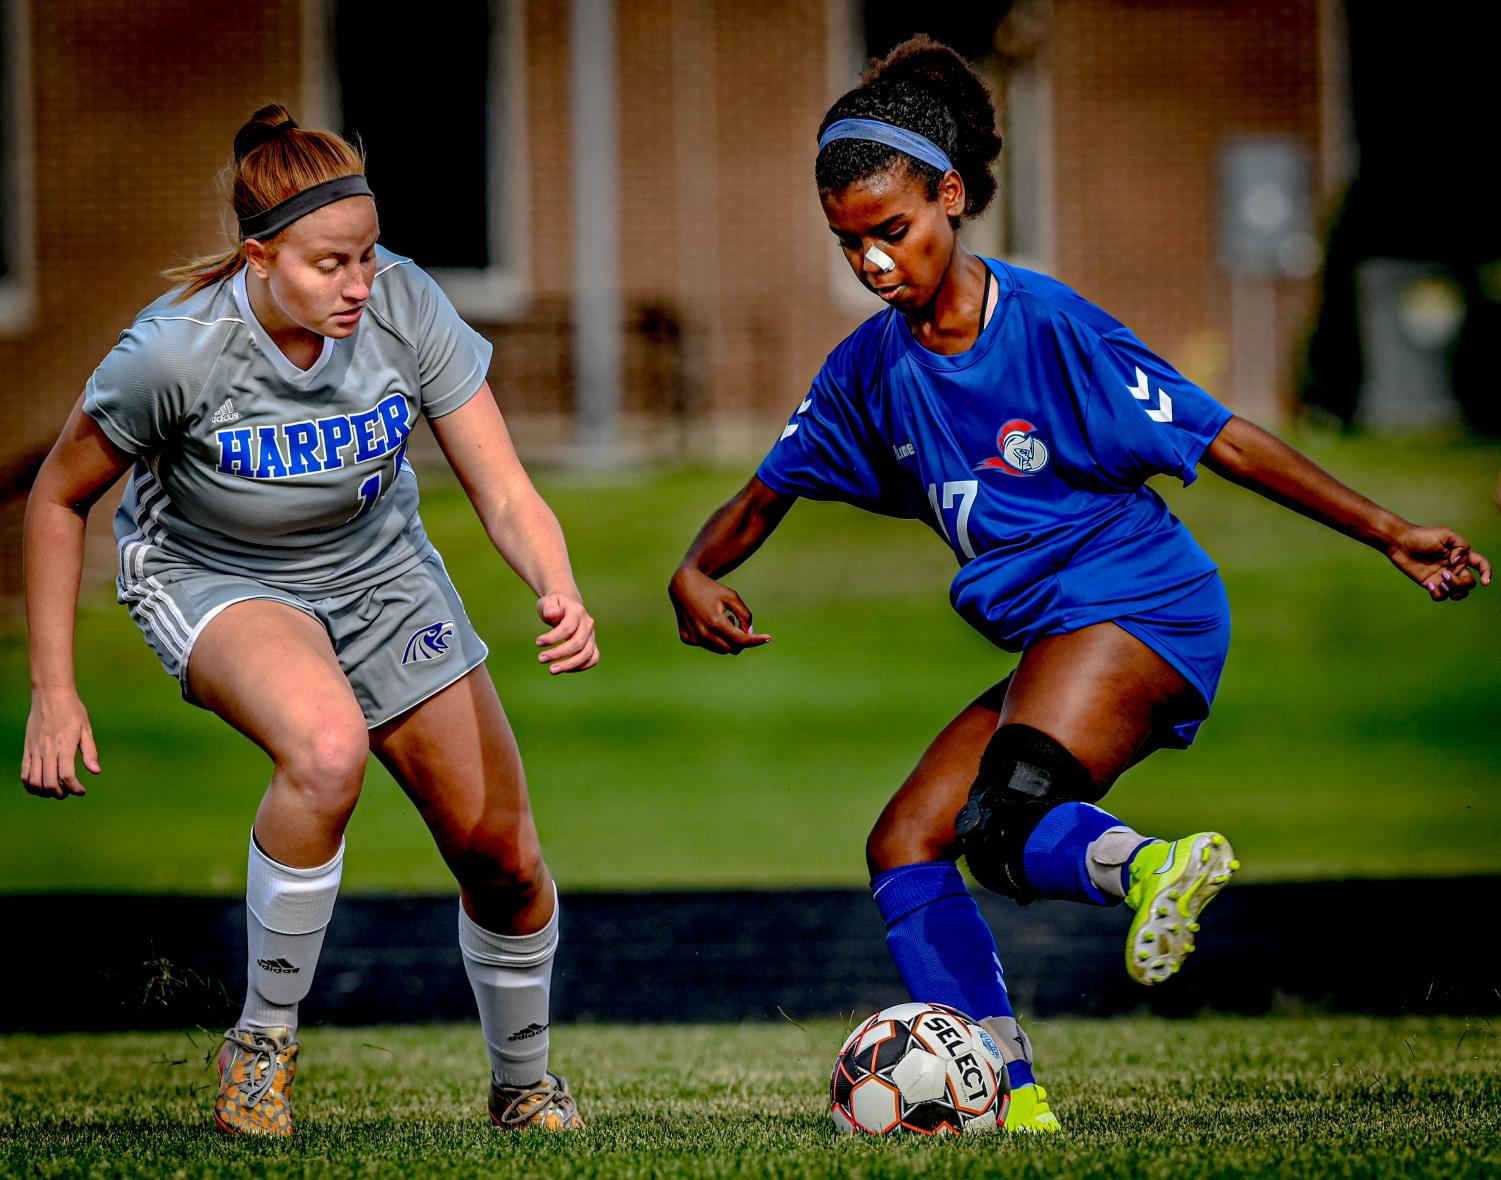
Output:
top-left (232, 267), bottom-right (337, 387)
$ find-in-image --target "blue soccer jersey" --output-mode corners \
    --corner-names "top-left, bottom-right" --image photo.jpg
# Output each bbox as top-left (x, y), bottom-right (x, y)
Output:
top-left (757, 259), bottom-right (1233, 653)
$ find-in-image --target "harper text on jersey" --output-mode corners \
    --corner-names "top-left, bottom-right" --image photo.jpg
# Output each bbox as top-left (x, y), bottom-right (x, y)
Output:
top-left (215, 392), bottom-right (411, 480)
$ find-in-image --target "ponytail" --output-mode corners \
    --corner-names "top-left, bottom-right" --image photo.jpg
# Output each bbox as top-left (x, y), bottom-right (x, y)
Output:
top-left (165, 103), bottom-right (366, 301)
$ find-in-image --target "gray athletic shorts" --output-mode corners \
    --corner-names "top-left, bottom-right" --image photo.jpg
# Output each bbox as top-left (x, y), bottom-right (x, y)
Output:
top-left (116, 547), bottom-right (489, 728)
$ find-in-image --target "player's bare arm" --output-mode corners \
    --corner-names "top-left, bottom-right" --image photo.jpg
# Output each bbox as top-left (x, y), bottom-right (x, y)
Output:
top-left (1204, 415), bottom-right (1491, 601)
top-left (21, 399), bottom-right (134, 799)
top-left (669, 475), bottom-right (795, 654)
top-left (428, 383), bottom-right (598, 673)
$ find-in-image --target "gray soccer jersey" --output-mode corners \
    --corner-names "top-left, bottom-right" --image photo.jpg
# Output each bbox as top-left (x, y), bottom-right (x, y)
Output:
top-left (84, 246), bottom-right (492, 595)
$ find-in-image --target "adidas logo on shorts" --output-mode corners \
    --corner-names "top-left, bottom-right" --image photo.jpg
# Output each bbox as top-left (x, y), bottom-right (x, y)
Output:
top-left (210, 397), bottom-right (241, 424)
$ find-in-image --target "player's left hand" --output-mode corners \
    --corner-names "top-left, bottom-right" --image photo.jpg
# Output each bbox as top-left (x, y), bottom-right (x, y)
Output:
top-left (535, 593), bottom-right (600, 673)
top-left (1386, 526), bottom-right (1491, 601)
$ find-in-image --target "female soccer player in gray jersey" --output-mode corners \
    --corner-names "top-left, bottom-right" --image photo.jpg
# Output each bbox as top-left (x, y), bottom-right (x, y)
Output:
top-left (20, 106), bottom-right (593, 1136)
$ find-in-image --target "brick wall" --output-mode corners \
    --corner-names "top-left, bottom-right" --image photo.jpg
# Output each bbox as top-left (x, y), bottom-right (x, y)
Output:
top-left (0, 0), bottom-right (1331, 600)
top-left (0, 0), bottom-right (304, 467)
top-left (0, 0), bottom-right (306, 605)
top-left (483, 0), bottom-right (869, 453)
top-left (1047, 0), bottom-right (1326, 408)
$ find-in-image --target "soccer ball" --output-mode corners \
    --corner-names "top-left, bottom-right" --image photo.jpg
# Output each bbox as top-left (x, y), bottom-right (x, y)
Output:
top-left (830, 1002), bottom-right (1010, 1135)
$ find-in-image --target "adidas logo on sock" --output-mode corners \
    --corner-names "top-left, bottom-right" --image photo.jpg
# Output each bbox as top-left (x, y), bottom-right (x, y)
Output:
top-left (210, 397), bottom-right (240, 424)
top-left (506, 1022), bottom-right (548, 1041)
top-left (257, 957), bottom-right (299, 974)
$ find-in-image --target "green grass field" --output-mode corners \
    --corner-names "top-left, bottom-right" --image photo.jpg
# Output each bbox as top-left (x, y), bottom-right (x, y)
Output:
top-left (2, 1015), bottom-right (1498, 1178)
top-left (2, 432), bottom-right (1498, 893)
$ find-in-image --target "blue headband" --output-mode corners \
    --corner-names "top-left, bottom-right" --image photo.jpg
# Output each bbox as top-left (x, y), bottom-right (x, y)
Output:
top-left (817, 118), bottom-right (955, 175)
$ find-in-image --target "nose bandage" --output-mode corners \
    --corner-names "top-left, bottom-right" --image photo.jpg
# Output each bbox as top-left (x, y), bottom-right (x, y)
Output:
top-left (864, 245), bottom-right (895, 274)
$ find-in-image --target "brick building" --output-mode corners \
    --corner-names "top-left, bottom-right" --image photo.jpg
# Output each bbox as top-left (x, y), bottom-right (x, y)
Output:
top-left (0, 0), bottom-right (1343, 594)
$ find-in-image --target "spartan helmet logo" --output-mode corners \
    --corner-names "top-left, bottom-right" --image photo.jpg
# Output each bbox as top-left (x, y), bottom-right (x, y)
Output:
top-left (976, 419), bottom-right (1049, 476)
top-left (402, 620), bottom-right (454, 665)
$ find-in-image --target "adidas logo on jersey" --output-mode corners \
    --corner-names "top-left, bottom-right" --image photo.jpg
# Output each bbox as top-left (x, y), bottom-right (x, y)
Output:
top-left (210, 397), bottom-right (241, 425)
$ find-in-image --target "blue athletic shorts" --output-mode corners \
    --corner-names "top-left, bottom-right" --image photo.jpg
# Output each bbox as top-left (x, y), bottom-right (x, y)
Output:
top-left (971, 572), bottom-right (1230, 749)
top-left (1110, 571), bottom-right (1231, 748)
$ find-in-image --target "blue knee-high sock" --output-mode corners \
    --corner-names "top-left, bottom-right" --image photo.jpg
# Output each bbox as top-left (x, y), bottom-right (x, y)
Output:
top-left (871, 861), bottom-right (1015, 1023)
top-left (1022, 801), bottom-right (1133, 906)
top-left (872, 862), bottom-right (1035, 1088)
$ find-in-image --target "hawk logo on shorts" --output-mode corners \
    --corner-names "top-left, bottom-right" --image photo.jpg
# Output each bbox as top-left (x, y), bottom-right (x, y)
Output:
top-left (976, 418), bottom-right (1049, 476)
top-left (402, 620), bottom-right (454, 665)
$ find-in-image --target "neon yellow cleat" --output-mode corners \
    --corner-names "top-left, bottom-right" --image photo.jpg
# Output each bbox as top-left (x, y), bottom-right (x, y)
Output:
top-left (1005, 1083), bottom-right (1061, 1133)
top-left (1124, 832), bottom-right (1239, 986)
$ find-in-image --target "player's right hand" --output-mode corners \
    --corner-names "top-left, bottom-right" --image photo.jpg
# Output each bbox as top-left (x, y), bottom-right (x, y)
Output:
top-left (21, 688), bottom-right (100, 799)
top-left (1386, 525), bottom-right (1491, 602)
top-left (669, 566), bottom-right (772, 655)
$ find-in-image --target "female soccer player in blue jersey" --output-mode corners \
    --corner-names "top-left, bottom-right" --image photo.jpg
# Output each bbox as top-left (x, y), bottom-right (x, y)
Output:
top-left (22, 107), bottom-right (592, 1136)
top-left (669, 37), bottom-right (1490, 1132)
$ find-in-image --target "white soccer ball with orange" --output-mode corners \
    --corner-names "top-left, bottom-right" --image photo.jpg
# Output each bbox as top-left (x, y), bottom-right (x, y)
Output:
top-left (830, 1002), bottom-right (1010, 1135)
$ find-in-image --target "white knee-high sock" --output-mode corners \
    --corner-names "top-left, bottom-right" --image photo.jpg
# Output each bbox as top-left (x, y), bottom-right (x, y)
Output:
top-left (458, 892), bottom-right (559, 1087)
top-left (239, 832), bottom-right (343, 1036)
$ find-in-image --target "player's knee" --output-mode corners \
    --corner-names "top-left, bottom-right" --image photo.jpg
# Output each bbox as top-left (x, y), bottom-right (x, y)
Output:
top-left (278, 720), bottom-right (368, 812)
top-left (449, 827), bottom-right (546, 911)
top-left (952, 723), bottom-right (1098, 901)
top-left (865, 813), bottom-right (951, 876)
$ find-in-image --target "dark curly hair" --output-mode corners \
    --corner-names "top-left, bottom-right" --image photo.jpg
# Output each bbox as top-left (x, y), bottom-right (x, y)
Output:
top-left (816, 35), bottom-right (1003, 219)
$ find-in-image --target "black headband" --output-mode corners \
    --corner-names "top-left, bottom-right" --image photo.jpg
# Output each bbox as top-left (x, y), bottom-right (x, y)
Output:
top-left (238, 175), bottom-right (375, 241)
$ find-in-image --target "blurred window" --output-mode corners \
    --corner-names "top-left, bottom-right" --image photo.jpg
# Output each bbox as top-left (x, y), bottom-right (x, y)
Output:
top-left (327, 0), bottom-right (528, 319)
top-left (860, 1), bottom-right (1010, 76)
top-left (862, 1), bottom-right (1045, 268)
top-left (996, 51), bottom-right (1052, 271)
top-left (824, 0), bottom-right (875, 313)
top-left (0, 0), bottom-right (11, 287)
top-left (0, 0), bottom-right (34, 332)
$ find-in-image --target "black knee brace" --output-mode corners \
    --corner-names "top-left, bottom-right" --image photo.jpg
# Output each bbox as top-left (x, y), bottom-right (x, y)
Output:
top-left (953, 724), bottom-right (1098, 902)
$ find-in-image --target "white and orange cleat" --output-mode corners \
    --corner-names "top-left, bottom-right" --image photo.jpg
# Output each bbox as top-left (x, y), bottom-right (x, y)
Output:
top-left (489, 1072), bottom-right (586, 1132)
top-left (214, 1025), bottom-right (298, 1136)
